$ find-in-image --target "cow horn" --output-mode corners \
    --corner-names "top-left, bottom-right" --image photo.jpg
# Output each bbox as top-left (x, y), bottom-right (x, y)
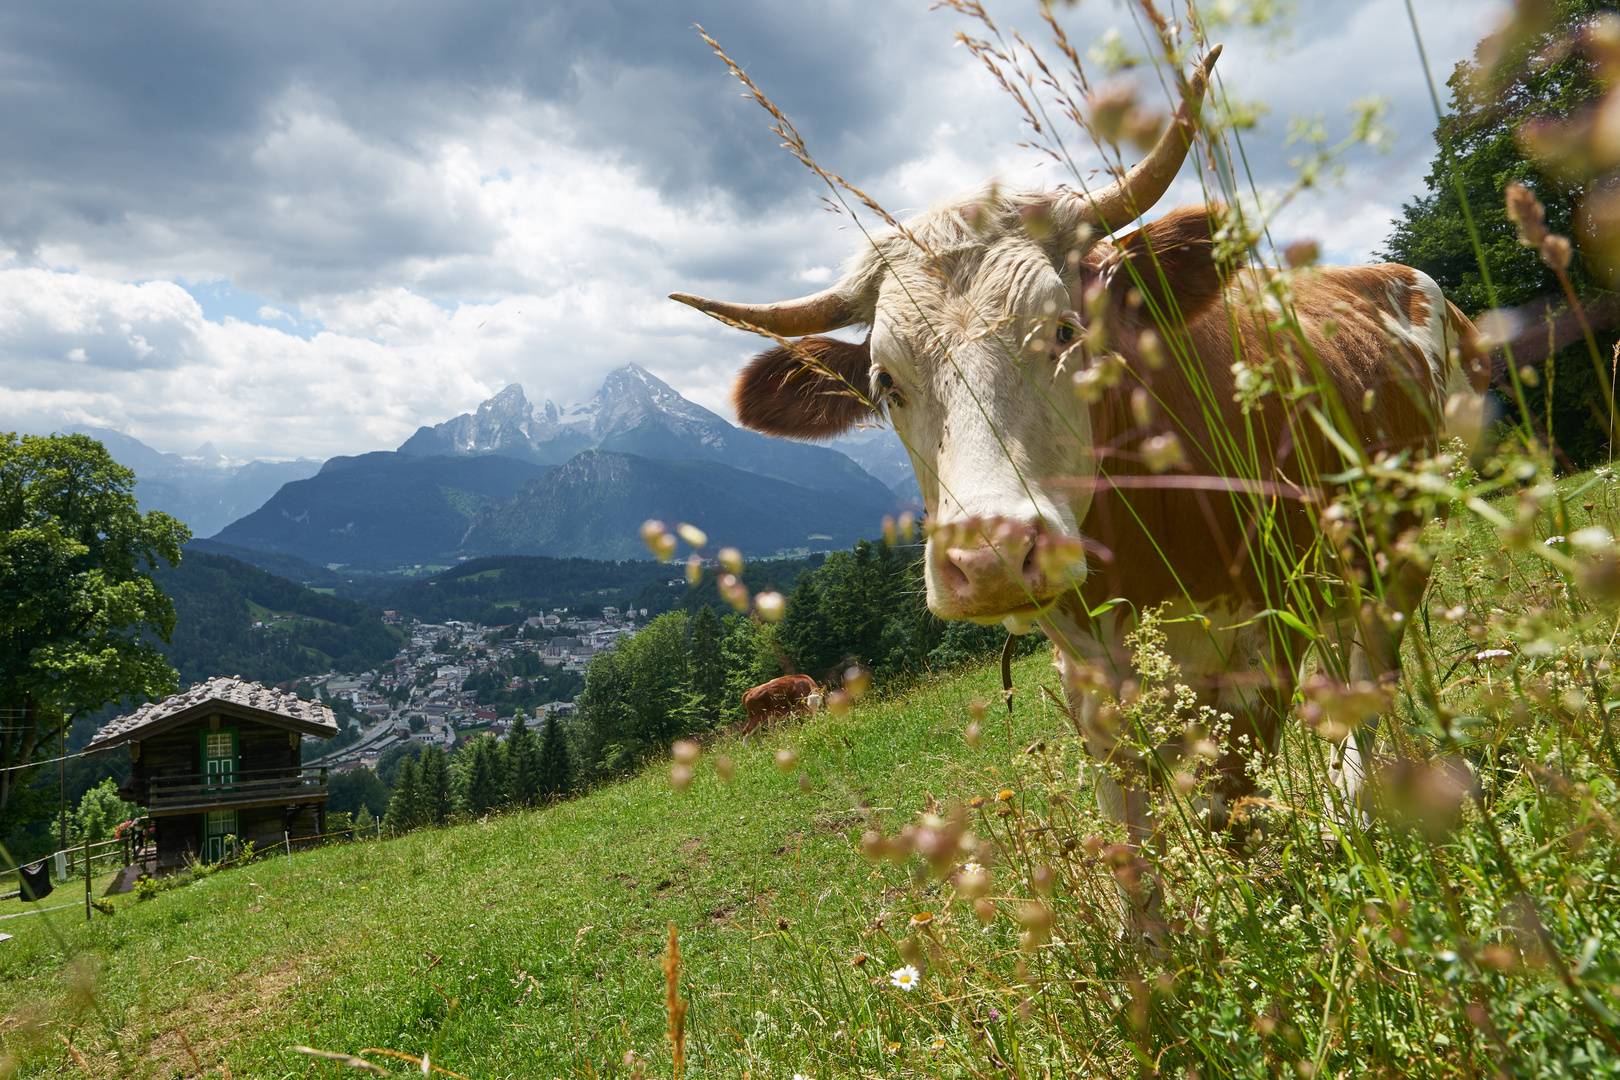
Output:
top-left (669, 286), bottom-right (857, 338)
top-left (1073, 44), bottom-right (1221, 233)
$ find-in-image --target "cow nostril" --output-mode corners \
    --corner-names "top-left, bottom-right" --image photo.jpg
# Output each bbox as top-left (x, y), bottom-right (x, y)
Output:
top-left (940, 553), bottom-right (970, 593)
top-left (1021, 542), bottom-right (1040, 580)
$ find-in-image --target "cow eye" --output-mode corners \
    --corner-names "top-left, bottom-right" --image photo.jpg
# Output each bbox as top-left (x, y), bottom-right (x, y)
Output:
top-left (875, 369), bottom-right (904, 408)
top-left (1055, 320), bottom-right (1077, 345)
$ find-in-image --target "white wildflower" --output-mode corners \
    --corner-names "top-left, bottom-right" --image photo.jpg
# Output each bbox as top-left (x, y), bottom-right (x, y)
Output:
top-left (890, 964), bottom-right (922, 991)
top-left (1544, 535), bottom-right (1566, 546)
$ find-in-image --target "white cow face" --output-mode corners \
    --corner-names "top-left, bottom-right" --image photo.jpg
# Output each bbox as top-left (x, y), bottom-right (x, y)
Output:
top-left (863, 215), bottom-right (1096, 623)
top-left (678, 50), bottom-right (1220, 625)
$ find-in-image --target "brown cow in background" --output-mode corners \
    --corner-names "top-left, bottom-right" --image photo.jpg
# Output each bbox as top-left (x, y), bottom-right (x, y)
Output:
top-left (741, 674), bottom-right (820, 735)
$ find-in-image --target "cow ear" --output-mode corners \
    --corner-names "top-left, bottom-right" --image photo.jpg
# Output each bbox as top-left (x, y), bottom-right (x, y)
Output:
top-left (1114, 204), bottom-right (1231, 327)
top-left (733, 335), bottom-right (875, 439)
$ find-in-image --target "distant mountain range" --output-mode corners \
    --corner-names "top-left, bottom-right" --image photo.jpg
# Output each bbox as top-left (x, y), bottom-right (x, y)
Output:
top-left (47, 363), bottom-right (917, 571)
top-left (67, 426), bottom-right (322, 538)
top-left (209, 364), bottom-right (906, 568)
top-left (399, 364), bottom-right (900, 507)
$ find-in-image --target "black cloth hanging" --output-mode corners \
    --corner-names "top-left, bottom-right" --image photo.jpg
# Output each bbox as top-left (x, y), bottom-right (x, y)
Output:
top-left (18, 861), bottom-right (52, 902)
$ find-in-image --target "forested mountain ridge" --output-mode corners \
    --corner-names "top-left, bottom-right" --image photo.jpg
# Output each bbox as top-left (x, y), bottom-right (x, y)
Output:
top-left (212, 451), bottom-right (550, 568)
top-left (463, 451), bottom-right (891, 560)
top-left (155, 551), bottom-right (405, 685)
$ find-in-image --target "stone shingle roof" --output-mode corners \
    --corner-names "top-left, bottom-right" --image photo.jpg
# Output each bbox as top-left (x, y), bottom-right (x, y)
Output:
top-left (87, 676), bottom-right (338, 749)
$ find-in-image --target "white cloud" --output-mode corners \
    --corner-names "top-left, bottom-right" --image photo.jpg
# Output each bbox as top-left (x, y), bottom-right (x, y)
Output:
top-left (0, 0), bottom-right (1500, 461)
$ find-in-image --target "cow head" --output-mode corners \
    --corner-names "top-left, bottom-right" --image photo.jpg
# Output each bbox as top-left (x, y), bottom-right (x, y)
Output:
top-left (673, 50), bottom-right (1221, 626)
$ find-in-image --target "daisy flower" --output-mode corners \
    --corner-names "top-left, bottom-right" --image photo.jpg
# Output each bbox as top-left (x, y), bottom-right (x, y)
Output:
top-left (890, 964), bottom-right (922, 991)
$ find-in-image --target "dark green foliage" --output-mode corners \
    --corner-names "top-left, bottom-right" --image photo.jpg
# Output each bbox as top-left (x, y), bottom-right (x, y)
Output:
top-left (458, 736), bottom-right (503, 817)
top-left (689, 605), bottom-right (725, 727)
top-left (1, 432), bottom-right (188, 817)
top-left (535, 715), bottom-right (572, 801)
top-left (183, 538), bottom-right (345, 589)
top-left (504, 714), bottom-right (540, 806)
top-left (155, 551), bottom-right (404, 686)
top-left (376, 742), bottom-right (424, 790)
top-left (418, 746), bottom-right (454, 825)
top-left (381, 555), bottom-right (676, 625)
top-left (383, 756), bottom-right (423, 832)
top-left (719, 615), bottom-right (783, 726)
top-left (571, 610), bottom-right (693, 781)
top-left (673, 554), bottom-right (825, 618)
top-left (1380, 0), bottom-right (1617, 464)
top-left (776, 541), bottom-right (935, 682)
top-left (326, 768), bottom-right (389, 820)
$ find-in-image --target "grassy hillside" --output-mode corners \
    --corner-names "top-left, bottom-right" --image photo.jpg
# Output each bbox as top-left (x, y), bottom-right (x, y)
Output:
top-left (4, 615), bottom-right (1618, 1078)
top-left (0, 654), bottom-right (1047, 1079)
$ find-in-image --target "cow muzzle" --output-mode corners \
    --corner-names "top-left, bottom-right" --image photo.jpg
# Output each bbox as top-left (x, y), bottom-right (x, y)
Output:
top-left (926, 517), bottom-right (1087, 622)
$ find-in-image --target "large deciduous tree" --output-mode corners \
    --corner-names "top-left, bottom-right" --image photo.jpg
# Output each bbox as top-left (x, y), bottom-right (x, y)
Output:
top-left (1381, 0), bottom-right (1618, 464)
top-left (0, 433), bottom-right (189, 813)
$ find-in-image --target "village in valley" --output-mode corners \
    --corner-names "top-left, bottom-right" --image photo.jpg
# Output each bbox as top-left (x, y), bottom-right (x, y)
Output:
top-left (303, 603), bottom-right (650, 770)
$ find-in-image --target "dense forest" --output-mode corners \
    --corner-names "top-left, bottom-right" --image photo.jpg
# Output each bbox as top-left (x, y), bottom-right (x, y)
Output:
top-left (155, 552), bottom-right (405, 685)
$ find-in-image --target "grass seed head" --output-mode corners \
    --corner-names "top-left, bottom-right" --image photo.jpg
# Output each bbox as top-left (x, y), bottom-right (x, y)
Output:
top-left (714, 755), bottom-right (735, 783)
top-left (827, 689), bottom-right (853, 717)
top-left (956, 863), bottom-right (990, 899)
top-left (685, 554), bottom-right (703, 586)
top-left (718, 547), bottom-right (744, 574)
top-left (669, 764), bottom-right (694, 791)
top-left (676, 523), bottom-right (708, 549)
top-left (672, 739), bottom-right (699, 765)
top-left (754, 590), bottom-right (786, 621)
top-left (718, 573), bottom-right (751, 612)
top-left (1140, 432), bottom-right (1185, 473)
top-left (844, 666), bottom-right (872, 700)
top-left (775, 748), bottom-right (799, 772)
top-left (641, 520), bottom-right (677, 560)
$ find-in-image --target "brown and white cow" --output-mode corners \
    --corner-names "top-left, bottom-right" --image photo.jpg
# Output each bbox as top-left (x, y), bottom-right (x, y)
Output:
top-left (674, 50), bottom-right (1487, 926)
top-left (741, 674), bottom-right (821, 735)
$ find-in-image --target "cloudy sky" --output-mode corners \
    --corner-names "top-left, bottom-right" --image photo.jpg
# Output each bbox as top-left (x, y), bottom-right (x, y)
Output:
top-left (0, 0), bottom-right (1506, 462)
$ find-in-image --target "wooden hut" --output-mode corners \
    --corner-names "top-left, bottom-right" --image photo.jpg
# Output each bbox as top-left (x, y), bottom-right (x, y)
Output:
top-left (88, 677), bottom-right (338, 866)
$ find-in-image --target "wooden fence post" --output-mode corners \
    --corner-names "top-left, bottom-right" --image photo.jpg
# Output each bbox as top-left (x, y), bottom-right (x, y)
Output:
top-left (83, 834), bottom-right (91, 921)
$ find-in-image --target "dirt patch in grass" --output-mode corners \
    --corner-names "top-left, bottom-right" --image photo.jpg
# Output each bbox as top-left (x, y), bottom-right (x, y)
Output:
top-left (105, 953), bottom-right (324, 1079)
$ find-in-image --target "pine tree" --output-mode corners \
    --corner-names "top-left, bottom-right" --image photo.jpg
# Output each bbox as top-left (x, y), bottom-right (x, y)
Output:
top-left (384, 757), bottom-right (422, 832)
top-left (536, 715), bottom-right (573, 801)
top-left (505, 712), bottom-right (540, 806)
top-left (418, 745), bottom-right (453, 824)
top-left (355, 803), bottom-right (377, 836)
top-left (689, 605), bottom-right (725, 729)
top-left (460, 736), bottom-right (502, 817)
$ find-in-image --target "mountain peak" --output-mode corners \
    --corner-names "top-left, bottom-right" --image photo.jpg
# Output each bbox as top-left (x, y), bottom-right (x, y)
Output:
top-left (479, 384), bottom-right (531, 417)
